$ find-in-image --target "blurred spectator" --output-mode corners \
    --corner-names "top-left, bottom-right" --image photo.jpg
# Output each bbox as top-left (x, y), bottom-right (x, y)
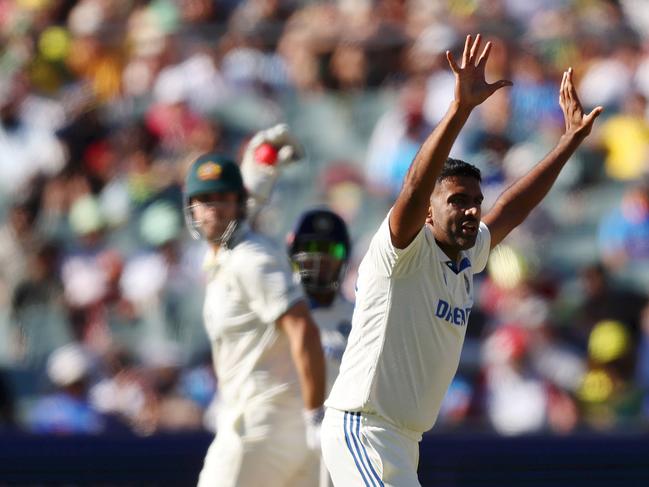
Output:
top-left (598, 178), bottom-right (649, 269)
top-left (578, 43), bottom-right (639, 112)
top-left (598, 92), bottom-right (649, 181)
top-left (0, 72), bottom-right (66, 199)
top-left (141, 341), bottom-right (204, 433)
top-left (508, 50), bottom-right (561, 142)
top-left (365, 76), bottom-right (432, 197)
top-left (410, 23), bottom-right (458, 124)
top-left (0, 202), bottom-right (36, 308)
top-left (482, 325), bottom-right (548, 435)
top-left (11, 241), bottom-right (70, 365)
top-left (577, 320), bottom-right (642, 430)
top-left (26, 343), bottom-right (112, 434)
top-left (318, 162), bottom-right (366, 225)
top-left (89, 345), bottom-right (151, 434)
top-left (568, 263), bottom-right (646, 348)
top-left (153, 52), bottom-right (230, 114)
top-left (437, 375), bottom-right (475, 429)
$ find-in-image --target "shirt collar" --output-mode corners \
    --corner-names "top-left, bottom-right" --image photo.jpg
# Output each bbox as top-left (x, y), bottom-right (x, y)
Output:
top-left (202, 220), bottom-right (252, 272)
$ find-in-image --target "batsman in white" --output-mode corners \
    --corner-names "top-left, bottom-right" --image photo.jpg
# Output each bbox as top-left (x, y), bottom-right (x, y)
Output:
top-left (184, 126), bottom-right (326, 487)
top-left (288, 208), bottom-right (355, 487)
top-left (321, 33), bottom-right (603, 486)
top-left (288, 209), bottom-right (354, 393)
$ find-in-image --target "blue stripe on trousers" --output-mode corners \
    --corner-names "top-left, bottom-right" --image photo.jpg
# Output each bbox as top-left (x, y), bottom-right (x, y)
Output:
top-left (343, 412), bottom-right (372, 486)
top-left (353, 413), bottom-right (385, 487)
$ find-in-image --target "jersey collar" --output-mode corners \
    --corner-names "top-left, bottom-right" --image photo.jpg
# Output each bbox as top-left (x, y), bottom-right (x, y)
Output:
top-left (202, 221), bottom-right (252, 272)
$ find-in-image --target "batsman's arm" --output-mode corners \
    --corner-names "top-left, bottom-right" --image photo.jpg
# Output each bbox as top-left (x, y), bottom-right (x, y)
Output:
top-left (277, 300), bottom-right (326, 410)
top-left (390, 33), bottom-right (511, 249)
top-left (483, 67), bottom-right (603, 249)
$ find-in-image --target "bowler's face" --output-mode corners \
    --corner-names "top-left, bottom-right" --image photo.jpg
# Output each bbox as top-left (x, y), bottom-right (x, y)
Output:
top-left (428, 176), bottom-right (483, 256)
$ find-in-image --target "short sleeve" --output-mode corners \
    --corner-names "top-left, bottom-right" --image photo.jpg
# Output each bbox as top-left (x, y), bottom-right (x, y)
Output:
top-left (470, 222), bottom-right (492, 273)
top-left (235, 244), bottom-right (304, 324)
top-left (366, 210), bottom-right (428, 277)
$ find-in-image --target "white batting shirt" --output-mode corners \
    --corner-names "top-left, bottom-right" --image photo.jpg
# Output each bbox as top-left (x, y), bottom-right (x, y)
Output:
top-left (326, 212), bottom-right (491, 434)
top-left (202, 223), bottom-right (305, 409)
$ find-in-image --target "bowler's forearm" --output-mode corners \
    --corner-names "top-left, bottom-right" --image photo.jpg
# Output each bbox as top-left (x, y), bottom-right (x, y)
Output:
top-left (391, 102), bottom-right (473, 247)
top-left (402, 101), bottom-right (472, 204)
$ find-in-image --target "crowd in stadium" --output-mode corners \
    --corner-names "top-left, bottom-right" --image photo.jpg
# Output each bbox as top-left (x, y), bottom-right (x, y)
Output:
top-left (1, 0), bottom-right (649, 437)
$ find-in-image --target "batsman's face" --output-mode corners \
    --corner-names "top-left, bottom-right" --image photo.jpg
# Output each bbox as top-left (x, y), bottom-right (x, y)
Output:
top-left (190, 192), bottom-right (240, 241)
top-left (428, 176), bottom-right (483, 255)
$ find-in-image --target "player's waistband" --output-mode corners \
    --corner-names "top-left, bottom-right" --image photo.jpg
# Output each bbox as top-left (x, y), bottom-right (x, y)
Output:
top-left (324, 407), bottom-right (422, 443)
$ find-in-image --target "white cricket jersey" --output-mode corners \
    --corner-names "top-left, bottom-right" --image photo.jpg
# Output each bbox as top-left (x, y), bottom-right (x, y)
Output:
top-left (326, 213), bottom-right (491, 434)
top-left (202, 224), bottom-right (305, 409)
top-left (310, 295), bottom-right (353, 393)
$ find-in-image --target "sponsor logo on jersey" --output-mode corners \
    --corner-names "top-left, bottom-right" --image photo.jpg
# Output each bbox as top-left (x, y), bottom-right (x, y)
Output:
top-left (435, 299), bottom-right (472, 326)
top-left (197, 162), bottom-right (222, 180)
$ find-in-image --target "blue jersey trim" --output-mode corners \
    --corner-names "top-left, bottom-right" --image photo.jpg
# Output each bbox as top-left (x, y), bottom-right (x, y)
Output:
top-left (445, 257), bottom-right (471, 274)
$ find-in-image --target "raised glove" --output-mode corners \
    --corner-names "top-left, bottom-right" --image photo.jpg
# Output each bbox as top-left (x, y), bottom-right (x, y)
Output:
top-left (240, 123), bottom-right (304, 222)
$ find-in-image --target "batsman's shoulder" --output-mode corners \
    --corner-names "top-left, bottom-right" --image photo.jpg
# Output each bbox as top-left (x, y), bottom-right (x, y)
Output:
top-left (231, 230), bottom-right (286, 266)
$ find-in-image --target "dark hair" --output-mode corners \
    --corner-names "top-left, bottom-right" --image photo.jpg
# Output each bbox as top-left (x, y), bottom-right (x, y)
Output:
top-left (437, 158), bottom-right (481, 183)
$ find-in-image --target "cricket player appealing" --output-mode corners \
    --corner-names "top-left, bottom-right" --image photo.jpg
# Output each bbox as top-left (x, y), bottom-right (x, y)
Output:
top-left (289, 208), bottom-right (355, 487)
top-left (321, 34), bottom-right (603, 486)
top-left (184, 152), bottom-right (326, 486)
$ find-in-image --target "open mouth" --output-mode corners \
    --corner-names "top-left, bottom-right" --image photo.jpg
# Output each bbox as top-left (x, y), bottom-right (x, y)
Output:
top-left (461, 221), bottom-right (478, 235)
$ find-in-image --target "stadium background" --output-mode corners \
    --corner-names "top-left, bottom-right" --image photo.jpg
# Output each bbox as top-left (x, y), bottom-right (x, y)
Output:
top-left (1, 0), bottom-right (649, 484)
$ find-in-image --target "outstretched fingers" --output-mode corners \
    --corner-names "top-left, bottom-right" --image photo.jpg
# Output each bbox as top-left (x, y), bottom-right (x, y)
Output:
top-left (447, 50), bottom-right (460, 74)
top-left (462, 34), bottom-right (472, 68)
top-left (558, 67), bottom-right (604, 134)
top-left (566, 67), bottom-right (583, 109)
top-left (469, 34), bottom-right (482, 65)
top-left (585, 106), bottom-right (604, 126)
top-left (476, 41), bottom-right (492, 68)
top-left (488, 79), bottom-right (513, 95)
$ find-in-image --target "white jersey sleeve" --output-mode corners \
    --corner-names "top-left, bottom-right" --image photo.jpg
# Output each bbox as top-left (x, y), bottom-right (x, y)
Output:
top-left (368, 209), bottom-right (429, 278)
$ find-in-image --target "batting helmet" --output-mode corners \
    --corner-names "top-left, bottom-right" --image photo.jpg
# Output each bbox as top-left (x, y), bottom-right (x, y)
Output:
top-left (184, 153), bottom-right (246, 242)
top-left (288, 208), bottom-right (351, 294)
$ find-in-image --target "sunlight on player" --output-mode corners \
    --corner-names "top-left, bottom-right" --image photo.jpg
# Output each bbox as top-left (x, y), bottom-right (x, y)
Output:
top-left (321, 33), bottom-right (603, 486)
top-left (185, 154), bottom-right (326, 487)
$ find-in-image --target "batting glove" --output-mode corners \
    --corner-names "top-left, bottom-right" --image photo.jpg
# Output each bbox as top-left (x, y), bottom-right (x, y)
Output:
top-left (303, 406), bottom-right (325, 451)
top-left (241, 123), bottom-right (304, 223)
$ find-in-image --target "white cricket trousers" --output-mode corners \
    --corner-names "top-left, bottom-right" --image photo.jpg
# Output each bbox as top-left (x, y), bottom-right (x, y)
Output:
top-left (197, 399), bottom-right (319, 487)
top-left (321, 407), bottom-right (422, 487)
